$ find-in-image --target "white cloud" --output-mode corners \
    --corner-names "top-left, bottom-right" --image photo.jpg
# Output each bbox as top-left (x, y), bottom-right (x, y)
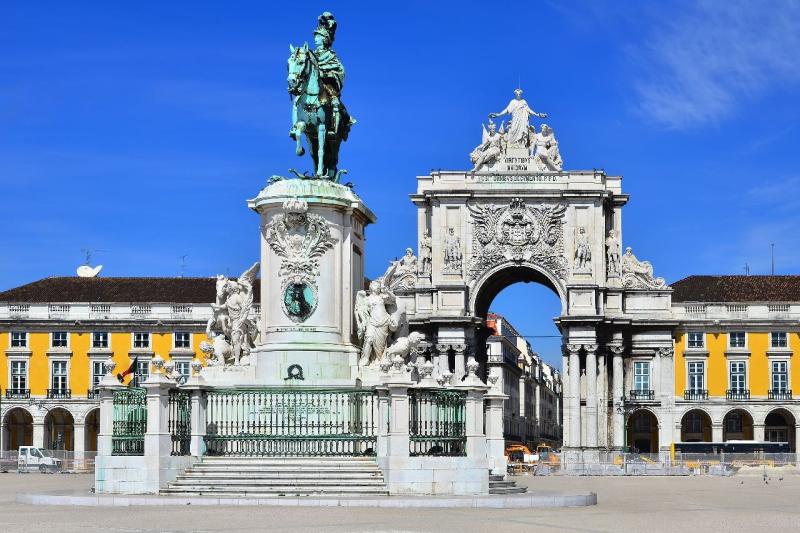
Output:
top-left (634, 0), bottom-right (800, 129)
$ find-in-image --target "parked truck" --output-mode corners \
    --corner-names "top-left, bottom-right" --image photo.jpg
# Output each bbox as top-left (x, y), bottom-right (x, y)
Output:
top-left (16, 446), bottom-right (63, 473)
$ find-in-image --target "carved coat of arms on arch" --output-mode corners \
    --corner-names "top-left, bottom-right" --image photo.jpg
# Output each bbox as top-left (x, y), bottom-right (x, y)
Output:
top-left (466, 198), bottom-right (567, 282)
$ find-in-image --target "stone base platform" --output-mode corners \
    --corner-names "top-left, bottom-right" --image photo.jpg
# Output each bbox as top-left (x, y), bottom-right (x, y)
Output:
top-left (17, 490), bottom-right (597, 509)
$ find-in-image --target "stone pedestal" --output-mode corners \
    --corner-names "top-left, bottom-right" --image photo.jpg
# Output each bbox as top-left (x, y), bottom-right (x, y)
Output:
top-left (247, 179), bottom-right (376, 386)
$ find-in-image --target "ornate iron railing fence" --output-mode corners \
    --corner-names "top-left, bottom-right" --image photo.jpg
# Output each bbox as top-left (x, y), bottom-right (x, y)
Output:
top-left (408, 388), bottom-right (466, 457)
top-left (168, 389), bottom-right (191, 456)
top-left (112, 388), bottom-right (146, 456)
top-left (203, 388), bottom-right (378, 457)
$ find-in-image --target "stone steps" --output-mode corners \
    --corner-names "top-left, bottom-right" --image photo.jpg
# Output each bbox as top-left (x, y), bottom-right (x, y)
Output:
top-left (164, 456), bottom-right (389, 497)
top-left (489, 474), bottom-right (527, 495)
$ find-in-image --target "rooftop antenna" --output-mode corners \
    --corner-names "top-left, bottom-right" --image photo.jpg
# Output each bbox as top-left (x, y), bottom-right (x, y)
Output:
top-left (77, 248), bottom-right (106, 278)
top-left (771, 243), bottom-right (775, 275)
top-left (179, 255), bottom-right (188, 278)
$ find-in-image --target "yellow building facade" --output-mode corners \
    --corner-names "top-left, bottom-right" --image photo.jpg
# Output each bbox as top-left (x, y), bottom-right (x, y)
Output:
top-left (0, 277), bottom-right (240, 455)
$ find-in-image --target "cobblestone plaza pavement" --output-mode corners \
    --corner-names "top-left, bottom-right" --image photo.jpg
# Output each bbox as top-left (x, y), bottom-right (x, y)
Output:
top-left (2, 473), bottom-right (800, 532)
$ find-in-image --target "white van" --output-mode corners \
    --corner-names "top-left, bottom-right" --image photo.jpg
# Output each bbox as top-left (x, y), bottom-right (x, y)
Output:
top-left (17, 446), bottom-right (62, 473)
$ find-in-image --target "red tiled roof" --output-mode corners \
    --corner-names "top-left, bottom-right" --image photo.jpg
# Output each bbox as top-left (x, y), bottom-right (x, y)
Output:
top-left (671, 275), bottom-right (800, 303)
top-left (0, 277), bottom-right (261, 303)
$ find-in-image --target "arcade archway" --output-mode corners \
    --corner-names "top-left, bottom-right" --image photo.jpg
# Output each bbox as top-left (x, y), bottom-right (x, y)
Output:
top-left (627, 409), bottom-right (659, 453)
top-left (723, 409), bottom-right (753, 441)
top-left (681, 409), bottom-right (712, 442)
top-left (84, 409), bottom-right (100, 452)
top-left (2, 408), bottom-right (33, 451)
top-left (764, 409), bottom-right (795, 451)
top-left (44, 408), bottom-right (74, 451)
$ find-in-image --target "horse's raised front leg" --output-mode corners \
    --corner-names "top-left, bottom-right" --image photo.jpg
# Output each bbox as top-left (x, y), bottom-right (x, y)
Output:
top-left (316, 123), bottom-right (326, 177)
top-left (292, 121), bottom-right (306, 156)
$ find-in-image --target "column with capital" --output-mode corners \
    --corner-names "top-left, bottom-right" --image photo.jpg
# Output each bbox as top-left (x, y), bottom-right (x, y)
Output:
top-left (610, 345), bottom-right (625, 449)
top-left (585, 344), bottom-right (599, 448)
top-left (435, 343), bottom-right (451, 379)
top-left (598, 350), bottom-right (607, 448)
top-left (561, 351), bottom-right (570, 447)
top-left (565, 344), bottom-right (582, 448)
top-left (452, 344), bottom-right (467, 382)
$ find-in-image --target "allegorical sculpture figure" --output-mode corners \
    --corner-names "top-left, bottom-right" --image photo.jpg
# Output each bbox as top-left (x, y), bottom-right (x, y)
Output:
top-left (397, 248), bottom-right (418, 274)
top-left (531, 124), bottom-right (563, 171)
top-left (419, 230), bottom-right (432, 277)
top-left (287, 12), bottom-right (353, 180)
top-left (202, 263), bottom-right (261, 366)
top-left (382, 248), bottom-right (418, 291)
top-left (621, 247), bottom-right (668, 289)
top-left (605, 230), bottom-right (621, 278)
top-left (490, 88), bottom-right (547, 148)
top-left (574, 227), bottom-right (591, 272)
top-left (470, 120), bottom-right (506, 171)
top-left (443, 227), bottom-right (463, 273)
top-left (354, 275), bottom-right (407, 368)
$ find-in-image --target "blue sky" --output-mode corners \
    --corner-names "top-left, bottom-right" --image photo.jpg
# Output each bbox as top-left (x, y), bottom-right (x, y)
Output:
top-left (3, 1), bottom-right (800, 364)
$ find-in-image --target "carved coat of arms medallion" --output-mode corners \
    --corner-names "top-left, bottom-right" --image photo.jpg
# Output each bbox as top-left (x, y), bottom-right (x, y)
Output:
top-left (467, 198), bottom-right (567, 283)
top-left (264, 197), bottom-right (335, 323)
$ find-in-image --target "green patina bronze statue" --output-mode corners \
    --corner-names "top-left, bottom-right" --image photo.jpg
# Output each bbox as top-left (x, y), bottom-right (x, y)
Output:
top-left (287, 12), bottom-right (354, 181)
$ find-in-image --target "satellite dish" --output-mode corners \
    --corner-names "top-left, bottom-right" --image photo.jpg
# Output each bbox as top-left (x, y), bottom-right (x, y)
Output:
top-left (77, 265), bottom-right (103, 278)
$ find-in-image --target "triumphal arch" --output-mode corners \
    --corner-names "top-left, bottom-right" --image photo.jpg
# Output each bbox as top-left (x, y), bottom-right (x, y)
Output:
top-left (391, 89), bottom-right (676, 460)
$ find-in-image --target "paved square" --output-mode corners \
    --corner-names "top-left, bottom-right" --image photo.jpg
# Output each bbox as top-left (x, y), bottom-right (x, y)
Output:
top-left (2, 473), bottom-right (800, 532)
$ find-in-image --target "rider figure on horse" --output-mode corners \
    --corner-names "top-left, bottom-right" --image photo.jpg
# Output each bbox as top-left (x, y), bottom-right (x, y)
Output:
top-left (313, 12), bottom-right (352, 139)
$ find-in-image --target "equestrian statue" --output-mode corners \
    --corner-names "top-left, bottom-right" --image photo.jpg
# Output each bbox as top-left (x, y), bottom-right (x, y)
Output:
top-left (287, 12), bottom-right (354, 181)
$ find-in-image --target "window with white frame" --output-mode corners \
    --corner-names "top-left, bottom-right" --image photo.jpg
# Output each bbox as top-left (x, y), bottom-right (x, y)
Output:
top-left (772, 361), bottom-right (788, 393)
top-left (133, 332), bottom-right (150, 349)
top-left (52, 331), bottom-right (68, 348)
top-left (175, 361), bottom-right (191, 384)
top-left (771, 332), bottom-right (788, 349)
top-left (729, 331), bottom-right (746, 349)
top-left (688, 361), bottom-right (705, 392)
top-left (729, 361), bottom-right (747, 392)
top-left (92, 332), bottom-right (109, 349)
top-left (174, 332), bottom-right (191, 349)
top-left (687, 332), bottom-right (704, 349)
top-left (51, 360), bottom-right (68, 391)
top-left (91, 360), bottom-right (105, 389)
top-left (11, 360), bottom-right (27, 391)
top-left (134, 359), bottom-right (149, 385)
top-left (633, 361), bottom-right (651, 392)
top-left (10, 331), bottom-right (27, 348)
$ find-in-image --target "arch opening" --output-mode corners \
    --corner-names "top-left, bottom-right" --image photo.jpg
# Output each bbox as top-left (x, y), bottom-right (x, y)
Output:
top-left (2, 408), bottom-right (33, 451)
top-left (44, 408), bottom-right (74, 451)
top-left (627, 409), bottom-right (659, 453)
top-left (680, 409), bottom-right (712, 442)
top-left (723, 409), bottom-right (754, 442)
top-left (84, 408), bottom-right (100, 453)
top-left (765, 408), bottom-right (795, 451)
top-left (471, 265), bottom-right (565, 450)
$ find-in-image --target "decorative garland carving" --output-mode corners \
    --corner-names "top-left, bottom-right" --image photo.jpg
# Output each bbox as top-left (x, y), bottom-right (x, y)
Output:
top-left (466, 198), bottom-right (567, 282)
top-left (265, 197), bottom-right (335, 322)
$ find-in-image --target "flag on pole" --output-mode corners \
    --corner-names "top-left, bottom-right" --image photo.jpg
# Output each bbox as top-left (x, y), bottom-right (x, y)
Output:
top-left (117, 357), bottom-right (138, 384)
